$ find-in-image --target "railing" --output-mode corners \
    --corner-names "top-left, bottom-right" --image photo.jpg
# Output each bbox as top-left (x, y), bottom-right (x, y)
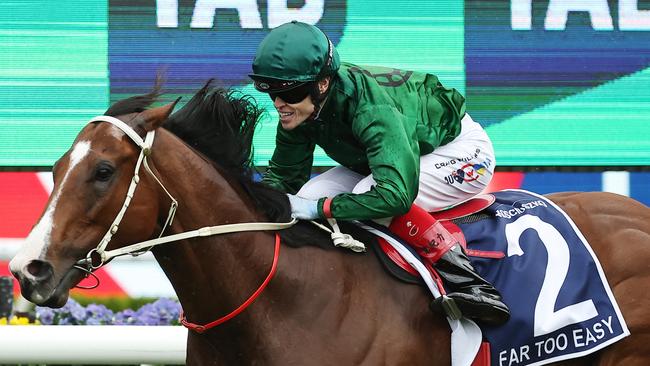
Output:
top-left (0, 276), bottom-right (186, 365)
top-left (0, 325), bottom-right (187, 365)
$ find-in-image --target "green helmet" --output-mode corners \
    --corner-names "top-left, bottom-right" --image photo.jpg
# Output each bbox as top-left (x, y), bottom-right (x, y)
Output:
top-left (250, 21), bottom-right (340, 92)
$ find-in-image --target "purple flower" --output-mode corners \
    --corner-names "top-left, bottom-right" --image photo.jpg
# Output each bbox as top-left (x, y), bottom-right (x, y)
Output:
top-left (150, 298), bottom-right (181, 325)
top-left (135, 303), bottom-right (164, 325)
top-left (58, 298), bottom-right (87, 324)
top-left (36, 307), bottom-right (55, 325)
top-left (36, 298), bottom-right (182, 326)
top-left (127, 298), bottom-right (182, 325)
top-left (57, 316), bottom-right (73, 325)
top-left (114, 309), bottom-right (137, 325)
top-left (85, 304), bottom-right (114, 325)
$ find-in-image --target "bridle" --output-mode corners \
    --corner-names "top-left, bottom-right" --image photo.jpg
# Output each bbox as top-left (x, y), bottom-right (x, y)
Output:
top-left (76, 115), bottom-right (296, 270)
top-left (74, 115), bottom-right (297, 332)
top-left (75, 115), bottom-right (177, 272)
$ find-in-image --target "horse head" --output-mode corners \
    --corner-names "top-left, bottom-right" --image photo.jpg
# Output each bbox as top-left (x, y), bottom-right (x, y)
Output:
top-left (9, 97), bottom-right (177, 307)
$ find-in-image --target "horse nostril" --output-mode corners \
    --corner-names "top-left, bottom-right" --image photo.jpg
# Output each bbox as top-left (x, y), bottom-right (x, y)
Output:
top-left (25, 260), bottom-right (53, 281)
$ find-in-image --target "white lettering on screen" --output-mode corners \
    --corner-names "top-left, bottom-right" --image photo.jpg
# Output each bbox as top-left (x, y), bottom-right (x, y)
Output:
top-left (156, 0), bottom-right (324, 29)
top-left (511, 0), bottom-right (650, 31)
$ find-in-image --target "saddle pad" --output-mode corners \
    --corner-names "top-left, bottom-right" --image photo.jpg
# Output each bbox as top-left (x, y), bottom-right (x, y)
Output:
top-left (462, 189), bottom-right (629, 366)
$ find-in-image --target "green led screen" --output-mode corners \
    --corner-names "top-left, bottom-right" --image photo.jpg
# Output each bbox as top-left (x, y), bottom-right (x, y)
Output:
top-left (1, 0), bottom-right (649, 167)
top-left (0, 0), bottom-right (108, 166)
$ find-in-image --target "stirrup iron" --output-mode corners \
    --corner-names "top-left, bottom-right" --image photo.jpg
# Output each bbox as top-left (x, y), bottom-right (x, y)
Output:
top-left (438, 295), bottom-right (462, 320)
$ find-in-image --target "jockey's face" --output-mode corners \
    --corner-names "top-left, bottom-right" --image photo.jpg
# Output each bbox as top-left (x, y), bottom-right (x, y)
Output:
top-left (274, 77), bottom-right (330, 131)
top-left (274, 94), bottom-right (315, 130)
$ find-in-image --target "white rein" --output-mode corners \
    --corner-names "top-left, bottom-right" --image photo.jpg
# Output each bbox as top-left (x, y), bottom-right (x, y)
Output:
top-left (78, 116), bottom-right (297, 270)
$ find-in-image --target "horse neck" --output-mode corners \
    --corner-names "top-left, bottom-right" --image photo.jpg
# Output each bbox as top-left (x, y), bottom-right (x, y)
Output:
top-left (147, 129), bottom-right (279, 326)
top-left (141, 131), bottom-right (450, 363)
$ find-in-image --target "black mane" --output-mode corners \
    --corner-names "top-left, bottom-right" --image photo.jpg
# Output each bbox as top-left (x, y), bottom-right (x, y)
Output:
top-left (105, 85), bottom-right (162, 118)
top-left (103, 81), bottom-right (292, 224)
top-left (103, 81), bottom-right (346, 250)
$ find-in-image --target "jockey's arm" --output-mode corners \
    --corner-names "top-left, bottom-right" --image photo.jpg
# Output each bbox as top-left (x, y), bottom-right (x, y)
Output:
top-left (262, 123), bottom-right (315, 194)
top-left (318, 105), bottom-right (421, 220)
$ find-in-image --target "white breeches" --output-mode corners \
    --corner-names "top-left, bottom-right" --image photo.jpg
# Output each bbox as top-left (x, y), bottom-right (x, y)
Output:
top-left (297, 113), bottom-right (496, 214)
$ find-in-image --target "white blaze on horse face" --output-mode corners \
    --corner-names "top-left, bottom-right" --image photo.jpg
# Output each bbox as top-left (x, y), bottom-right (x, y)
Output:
top-left (9, 140), bottom-right (92, 273)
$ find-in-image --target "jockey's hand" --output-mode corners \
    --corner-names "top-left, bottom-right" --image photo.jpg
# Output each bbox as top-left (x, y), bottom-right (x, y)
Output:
top-left (287, 194), bottom-right (319, 220)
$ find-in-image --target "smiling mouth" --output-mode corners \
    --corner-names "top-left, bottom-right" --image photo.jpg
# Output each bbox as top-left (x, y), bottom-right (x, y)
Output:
top-left (278, 111), bottom-right (293, 119)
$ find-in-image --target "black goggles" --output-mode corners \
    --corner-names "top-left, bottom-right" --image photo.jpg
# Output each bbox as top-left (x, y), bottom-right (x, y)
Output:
top-left (253, 79), bottom-right (313, 104)
top-left (268, 82), bottom-right (313, 103)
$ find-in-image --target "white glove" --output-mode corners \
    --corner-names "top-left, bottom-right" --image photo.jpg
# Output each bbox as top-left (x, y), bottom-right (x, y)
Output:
top-left (287, 194), bottom-right (319, 220)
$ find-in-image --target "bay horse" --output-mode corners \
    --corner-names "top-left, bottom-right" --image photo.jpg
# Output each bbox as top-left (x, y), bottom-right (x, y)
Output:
top-left (9, 82), bottom-right (650, 365)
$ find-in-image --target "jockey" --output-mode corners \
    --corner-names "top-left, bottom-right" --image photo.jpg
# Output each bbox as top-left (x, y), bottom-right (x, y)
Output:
top-left (250, 21), bottom-right (510, 326)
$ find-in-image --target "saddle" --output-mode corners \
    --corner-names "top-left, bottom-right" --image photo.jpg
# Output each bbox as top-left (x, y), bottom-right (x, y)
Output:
top-left (374, 194), bottom-right (504, 284)
top-left (279, 193), bottom-right (503, 283)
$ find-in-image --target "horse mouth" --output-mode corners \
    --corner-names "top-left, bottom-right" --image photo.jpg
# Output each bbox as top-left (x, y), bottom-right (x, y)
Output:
top-left (17, 266), bottom-right (86, 308)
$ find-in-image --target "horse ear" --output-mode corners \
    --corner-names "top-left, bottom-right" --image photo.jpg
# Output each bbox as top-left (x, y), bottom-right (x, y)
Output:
top-left (135, 97), bottom-right (181, 132)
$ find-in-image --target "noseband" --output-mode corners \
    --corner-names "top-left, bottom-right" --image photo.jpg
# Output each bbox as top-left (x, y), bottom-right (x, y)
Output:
top-left (76, 116), bottom-right (297, 272)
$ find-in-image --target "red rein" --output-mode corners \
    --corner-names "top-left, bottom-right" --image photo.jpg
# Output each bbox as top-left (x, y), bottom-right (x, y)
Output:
top-left (180, 233), bottom-right (281, 333)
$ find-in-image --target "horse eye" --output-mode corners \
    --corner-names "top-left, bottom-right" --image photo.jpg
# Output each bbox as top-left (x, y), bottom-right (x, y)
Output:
top-left (94, 165), bottom-right (114, 182)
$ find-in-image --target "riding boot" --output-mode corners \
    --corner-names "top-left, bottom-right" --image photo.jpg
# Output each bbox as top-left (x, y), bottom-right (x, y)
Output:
top-left (390, 204), bottom-right (510, 326)
top-left (432, 244), bottom-right (510, 326)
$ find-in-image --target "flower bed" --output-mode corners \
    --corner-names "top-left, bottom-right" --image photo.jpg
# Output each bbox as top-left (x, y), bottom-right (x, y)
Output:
top-left (0, 298), bottom-right (181, 326)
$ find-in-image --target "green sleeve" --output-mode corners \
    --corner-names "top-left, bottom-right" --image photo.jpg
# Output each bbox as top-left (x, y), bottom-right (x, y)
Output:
top-left (262, 124), bottom-right (315, 194)
top-left (320, 105), bottom-right (420, 220)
